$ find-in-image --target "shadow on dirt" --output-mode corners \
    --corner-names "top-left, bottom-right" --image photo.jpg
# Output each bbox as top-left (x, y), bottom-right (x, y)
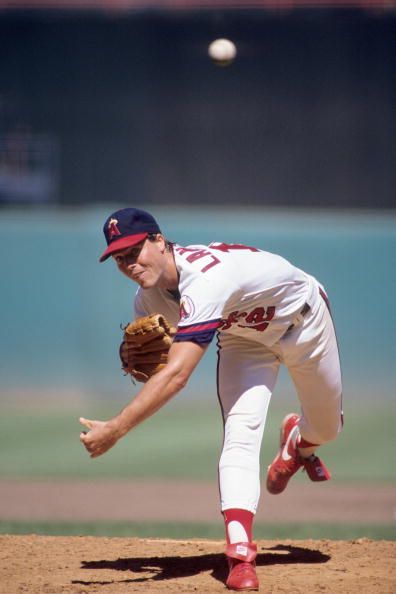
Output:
top-left (72, 544), bottom-right (330, 587)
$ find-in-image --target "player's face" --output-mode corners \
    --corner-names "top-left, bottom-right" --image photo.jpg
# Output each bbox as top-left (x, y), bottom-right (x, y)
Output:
top-left (112, 235), bottom-right (169, 289)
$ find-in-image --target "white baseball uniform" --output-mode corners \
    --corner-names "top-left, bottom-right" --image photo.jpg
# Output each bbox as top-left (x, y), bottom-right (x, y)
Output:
top-left (134, 242), bottom-right (343, 514)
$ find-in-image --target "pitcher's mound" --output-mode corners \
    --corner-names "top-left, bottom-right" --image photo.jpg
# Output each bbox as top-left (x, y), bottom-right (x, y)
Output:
top-left (1, 535), bottom-right (395, 593)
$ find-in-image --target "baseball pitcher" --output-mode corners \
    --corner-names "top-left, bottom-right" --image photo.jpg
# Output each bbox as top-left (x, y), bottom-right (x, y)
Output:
top-left (80, 207), bottom-right (343, 592)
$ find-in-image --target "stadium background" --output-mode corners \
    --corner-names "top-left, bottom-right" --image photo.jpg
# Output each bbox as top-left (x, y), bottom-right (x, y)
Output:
top-left (0, 0), bottom-right (395, 541)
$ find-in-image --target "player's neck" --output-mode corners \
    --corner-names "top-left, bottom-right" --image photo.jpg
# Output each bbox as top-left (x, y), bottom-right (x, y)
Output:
top-left (158, 252), bottom-right (179, 291)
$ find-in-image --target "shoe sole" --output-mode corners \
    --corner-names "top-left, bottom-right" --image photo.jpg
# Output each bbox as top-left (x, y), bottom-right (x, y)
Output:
top-left (227, 583), bottom-right (259, 592)
top-left (226, 576), bottom-right (259, 590)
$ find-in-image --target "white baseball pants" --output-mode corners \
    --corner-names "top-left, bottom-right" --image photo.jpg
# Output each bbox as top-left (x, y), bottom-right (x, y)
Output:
top-left (217, 289), bottom-right (343, 514)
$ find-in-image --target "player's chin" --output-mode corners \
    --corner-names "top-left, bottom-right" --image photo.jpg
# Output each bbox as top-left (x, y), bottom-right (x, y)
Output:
top-left (135, 273), bottom-right (155, 289)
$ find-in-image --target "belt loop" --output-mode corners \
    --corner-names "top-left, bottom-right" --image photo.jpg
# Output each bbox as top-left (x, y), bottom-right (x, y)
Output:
top-left (286, 302), bottom-right (311, 334)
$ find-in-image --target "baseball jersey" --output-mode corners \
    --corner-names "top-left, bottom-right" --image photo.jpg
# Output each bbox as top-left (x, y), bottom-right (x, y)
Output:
top-left (134, 242), bottom-right (318, 347)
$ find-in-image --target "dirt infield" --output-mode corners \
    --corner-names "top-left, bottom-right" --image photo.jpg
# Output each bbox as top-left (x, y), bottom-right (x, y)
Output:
top-left (1, 535), bottom-right (395, 593)
top-left (1, 480), bottom-right (395, 592)
top-left (2, 390), bottom-right (395, 591)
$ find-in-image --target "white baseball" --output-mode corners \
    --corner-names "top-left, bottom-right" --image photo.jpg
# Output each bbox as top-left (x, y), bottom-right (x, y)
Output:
top-left (208, 38), bottom-right (237, 64)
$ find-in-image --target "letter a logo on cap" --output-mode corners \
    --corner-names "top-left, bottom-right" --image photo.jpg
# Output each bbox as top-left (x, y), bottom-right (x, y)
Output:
top-left (108, 218), bottom-right (121, 240)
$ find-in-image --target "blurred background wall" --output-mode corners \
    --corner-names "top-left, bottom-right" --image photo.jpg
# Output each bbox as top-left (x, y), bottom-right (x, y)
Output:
top-left (0, 4), bottom-right (395, 208)
top-left (1, 206), bottom-right (395, 404)
top-left (0, 1), bottom-right (395, 405)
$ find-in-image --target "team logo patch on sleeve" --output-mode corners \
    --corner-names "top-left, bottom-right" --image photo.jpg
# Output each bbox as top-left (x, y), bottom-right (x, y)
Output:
top-left (179, 295), bottom-right (195, 320)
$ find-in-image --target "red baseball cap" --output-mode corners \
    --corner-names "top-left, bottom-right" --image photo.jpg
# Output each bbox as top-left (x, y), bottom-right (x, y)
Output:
top-left (99, 208), bottom-right (161, 262)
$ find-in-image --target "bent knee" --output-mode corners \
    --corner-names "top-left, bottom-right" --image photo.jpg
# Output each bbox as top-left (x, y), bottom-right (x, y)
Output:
top-left (301, 413), bottom-right (343, 445)
top-left (317, 425), bottom-right (341, 444)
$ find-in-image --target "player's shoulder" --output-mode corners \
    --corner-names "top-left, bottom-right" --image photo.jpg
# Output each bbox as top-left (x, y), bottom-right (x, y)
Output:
top-left (174, 241), bottom-right (263, 256)
top-left (173, 243), bottom-right (216, 275)
top-left (174, 241), bottom-right (265, 275)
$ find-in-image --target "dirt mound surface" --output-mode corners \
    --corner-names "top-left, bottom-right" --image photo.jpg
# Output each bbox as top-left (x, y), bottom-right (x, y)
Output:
top-left (1, 535), bottom-right (395, 593)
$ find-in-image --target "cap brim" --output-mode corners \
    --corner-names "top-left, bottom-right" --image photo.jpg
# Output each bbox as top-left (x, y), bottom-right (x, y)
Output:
top-left (99, 232), bottom-right (148, 262)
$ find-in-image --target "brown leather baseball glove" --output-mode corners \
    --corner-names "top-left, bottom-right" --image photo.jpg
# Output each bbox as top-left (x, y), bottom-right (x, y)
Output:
top-left (119, 314), bottom-right (177, 383)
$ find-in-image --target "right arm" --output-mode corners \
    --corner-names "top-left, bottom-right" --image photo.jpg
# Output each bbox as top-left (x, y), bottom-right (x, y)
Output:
top-left (80, 339), bottom-right (206, 458)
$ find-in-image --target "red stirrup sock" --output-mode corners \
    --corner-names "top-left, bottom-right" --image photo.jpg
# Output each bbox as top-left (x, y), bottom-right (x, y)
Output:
top-left (223, 508), bottom-right (254, 545)
top-left (297, 435), bottom-right (320, 459)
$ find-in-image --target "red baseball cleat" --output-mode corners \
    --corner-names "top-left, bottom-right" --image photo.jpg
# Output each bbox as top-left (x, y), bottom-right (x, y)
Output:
top-left (302, 452), bottom-right (331, 482)
top-left (226, 542), bottom-right (259, 591)
top-left (266, 413), bottom-right (331, 495)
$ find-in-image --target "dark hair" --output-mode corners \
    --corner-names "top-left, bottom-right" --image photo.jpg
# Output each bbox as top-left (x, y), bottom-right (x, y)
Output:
top-left (147, 233), bottom-right (173, 251)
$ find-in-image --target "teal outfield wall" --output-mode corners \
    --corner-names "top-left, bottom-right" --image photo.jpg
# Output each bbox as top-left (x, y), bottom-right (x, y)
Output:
top-left (1, 206), bottom-right (395, 402)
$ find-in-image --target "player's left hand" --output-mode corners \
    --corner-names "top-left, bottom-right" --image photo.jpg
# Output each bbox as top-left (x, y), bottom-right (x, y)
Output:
top-left (79, 417), bottom-right (119, 458)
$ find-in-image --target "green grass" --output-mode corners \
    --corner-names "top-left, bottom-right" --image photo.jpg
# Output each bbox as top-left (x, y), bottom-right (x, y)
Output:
top-left (0, 400), bottom-right (395, 482)
top-left (1, 401), bottom-right (394, 541)
top-left (1, 520), bottom-right (394, 541)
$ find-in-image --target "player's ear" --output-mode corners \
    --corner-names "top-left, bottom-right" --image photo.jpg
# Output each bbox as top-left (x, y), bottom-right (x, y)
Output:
top-left (157, 234), bottom-right (167, 252)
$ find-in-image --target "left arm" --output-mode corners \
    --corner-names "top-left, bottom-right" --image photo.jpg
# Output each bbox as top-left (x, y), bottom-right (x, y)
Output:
top-left (80, 340), bottom-right (206, 458)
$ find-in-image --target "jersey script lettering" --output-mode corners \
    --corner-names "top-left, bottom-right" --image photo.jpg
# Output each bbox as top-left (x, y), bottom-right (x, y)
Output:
top-left (221, 306), bottom-right (276, 332)
top-left (175, 246), bottom-right (221, 272)
top-left (175, 243), bottom-right (260, 273)
top-left (209, 242), bottom-right (260, 253)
